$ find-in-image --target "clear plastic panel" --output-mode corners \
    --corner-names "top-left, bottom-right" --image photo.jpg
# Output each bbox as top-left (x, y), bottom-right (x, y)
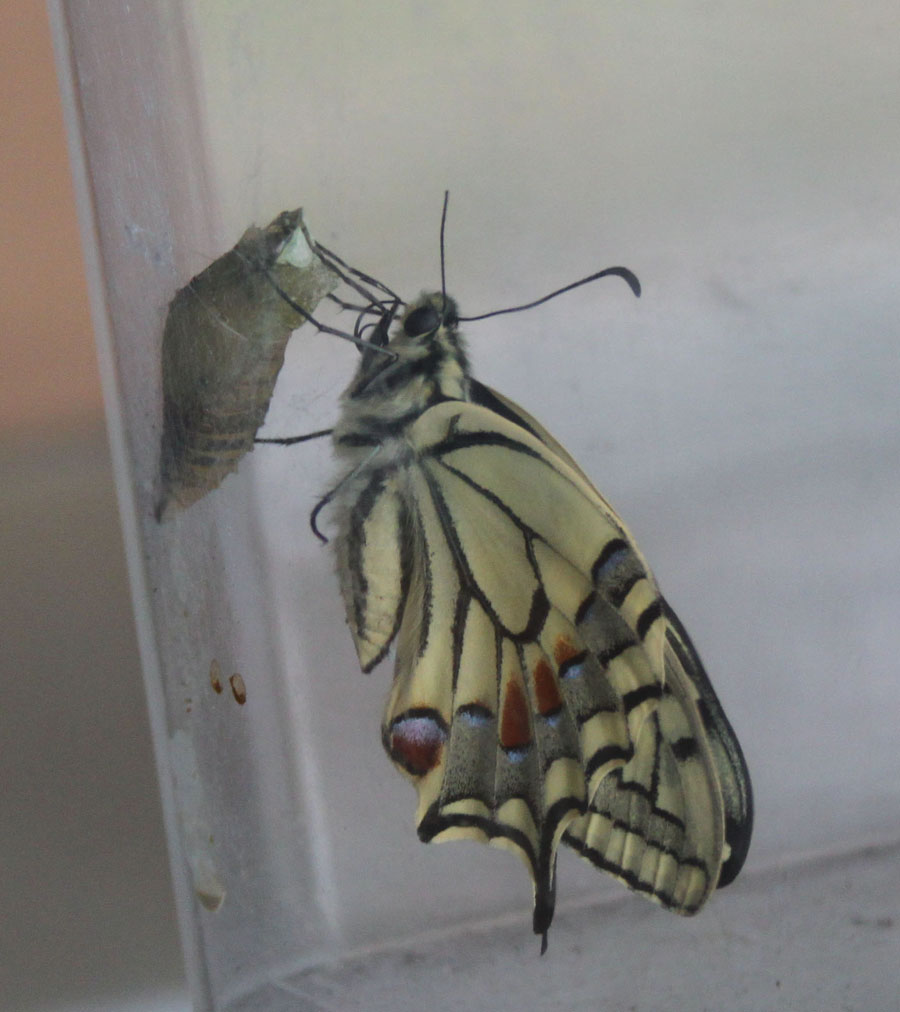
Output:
top-left (52, 2), bottom-right (900, 1009)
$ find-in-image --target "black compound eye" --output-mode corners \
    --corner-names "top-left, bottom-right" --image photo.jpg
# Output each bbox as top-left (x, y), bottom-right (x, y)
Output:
top-left (403, 303), bottom-right (441, 337)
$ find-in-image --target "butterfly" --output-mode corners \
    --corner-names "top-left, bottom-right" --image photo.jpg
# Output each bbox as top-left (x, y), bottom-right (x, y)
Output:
top-left (277, 208), bottom-right (753, 951)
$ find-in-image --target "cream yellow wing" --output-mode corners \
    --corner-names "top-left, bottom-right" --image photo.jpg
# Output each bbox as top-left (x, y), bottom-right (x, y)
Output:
top-left (334, 397), bottom-right (750, 948)
top-left (469, 380), bottom-right (753, 901)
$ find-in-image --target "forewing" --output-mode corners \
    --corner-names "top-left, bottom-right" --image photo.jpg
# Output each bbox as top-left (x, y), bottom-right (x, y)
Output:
top-left (334, 466), bottom-right (412, 672)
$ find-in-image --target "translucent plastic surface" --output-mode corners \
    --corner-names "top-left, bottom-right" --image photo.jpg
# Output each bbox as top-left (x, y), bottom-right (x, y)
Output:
top-left (53, 2), bottom-right (900, 1009)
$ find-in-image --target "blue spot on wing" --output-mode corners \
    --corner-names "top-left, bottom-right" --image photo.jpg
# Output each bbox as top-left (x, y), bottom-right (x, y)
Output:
top-left (592, 542), bottom-right (630, 582)
top-left (560, 660), bottom-right (585, 680)
top-left (456, 703), bottom-right (494, 727)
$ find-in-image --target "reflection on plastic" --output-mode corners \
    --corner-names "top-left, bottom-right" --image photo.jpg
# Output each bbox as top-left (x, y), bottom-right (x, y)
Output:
top-left (170, 730), bottom-right (226, 912)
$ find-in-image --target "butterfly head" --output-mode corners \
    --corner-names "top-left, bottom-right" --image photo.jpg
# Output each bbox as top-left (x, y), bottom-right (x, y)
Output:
top-left (401, 292), bottom-right (459, 339)
top-left (343, 291), bottom-right (470, 405)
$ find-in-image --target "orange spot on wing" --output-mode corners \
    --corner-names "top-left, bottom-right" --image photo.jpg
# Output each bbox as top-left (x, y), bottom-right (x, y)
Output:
top-left (500, 677), bottom-right (531, 750)
top-left (533, 658), bottom-right (563, 715)
top-left (554, 637), bottom-right (580, 666)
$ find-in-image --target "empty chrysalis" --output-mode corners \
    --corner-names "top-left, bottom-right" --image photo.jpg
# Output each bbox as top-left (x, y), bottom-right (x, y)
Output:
top-left (156, 209), bottom-right (338, 516)
top-left (265, 195), bottom-right (754, 952)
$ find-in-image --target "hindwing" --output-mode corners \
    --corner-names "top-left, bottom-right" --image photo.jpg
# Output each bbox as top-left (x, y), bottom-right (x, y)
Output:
top-left (335, 394), bottom-right (752, 944)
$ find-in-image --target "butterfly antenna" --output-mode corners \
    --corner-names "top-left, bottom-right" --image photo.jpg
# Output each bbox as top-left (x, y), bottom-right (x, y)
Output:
top-left (458, 265), bottom-right (641, 323)
top-left (439, 190), bottom-right (449, 314)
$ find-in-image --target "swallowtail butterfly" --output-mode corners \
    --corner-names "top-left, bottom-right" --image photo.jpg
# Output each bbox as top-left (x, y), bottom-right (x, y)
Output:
top-left (270, 198), bottom-right (753, 951)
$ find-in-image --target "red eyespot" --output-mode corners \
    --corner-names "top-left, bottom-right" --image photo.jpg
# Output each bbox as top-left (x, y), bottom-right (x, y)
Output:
top-left (386, 711), bottom-right (448, 775)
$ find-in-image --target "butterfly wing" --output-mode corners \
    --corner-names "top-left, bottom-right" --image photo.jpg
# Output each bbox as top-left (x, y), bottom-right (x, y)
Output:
top-left (470, 380), bottom-right (754, 893)
top-left (654, 603), bottom-right (754, 888)
top-left (335, 393), bottom-right (751, 943)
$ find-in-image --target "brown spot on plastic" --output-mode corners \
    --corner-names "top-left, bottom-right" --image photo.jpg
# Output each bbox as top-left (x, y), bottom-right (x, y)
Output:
top-left (210, 659), bottom-right (223, 693)
top-left (196, 887), bottom-right (225, 912)
top-left (229, 673), bottom-right (247, 705)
